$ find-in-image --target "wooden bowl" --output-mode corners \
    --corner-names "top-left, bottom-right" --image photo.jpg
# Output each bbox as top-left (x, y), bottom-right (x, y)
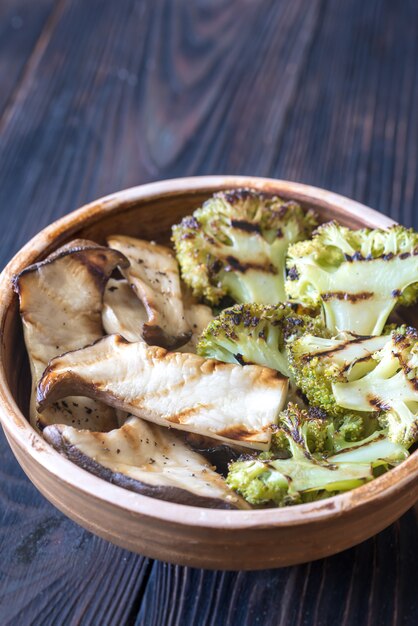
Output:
top-left (0, 176), bottom-right (417, 571)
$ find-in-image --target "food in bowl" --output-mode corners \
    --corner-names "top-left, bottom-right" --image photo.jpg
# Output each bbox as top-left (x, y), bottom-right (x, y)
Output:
top-left (13, 189), bottom-right (418, 510)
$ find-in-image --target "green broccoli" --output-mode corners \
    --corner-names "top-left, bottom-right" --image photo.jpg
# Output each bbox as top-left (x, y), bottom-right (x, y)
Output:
top-left (286, 222), bottom-right (418, 335)
top-left (287, 330), bottom-right (391, 426)
top-left (327, 429), bottom-right (409, 464)
top-left (172, 189), bottom-right (317, 305)
top-left (197, 302), bottom-right (323, 378)
top-left (226, 404), bottom-right (407, 507)
top-left (333, 328), bottom-right (418, 448)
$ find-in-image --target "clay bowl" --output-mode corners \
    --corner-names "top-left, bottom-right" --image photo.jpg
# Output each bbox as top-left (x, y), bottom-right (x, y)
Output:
top-left (0, 176), bottom-right (417, 571)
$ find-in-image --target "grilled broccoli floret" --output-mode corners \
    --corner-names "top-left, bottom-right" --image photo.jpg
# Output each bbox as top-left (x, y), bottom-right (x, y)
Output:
top-left (173, 189), bottom-right (317, 305)
top-left (226, 404), bottom-right (407, 507)
top-left (333, 412), bottom-right (379, 442)
top-left (271, 404), bottom-right (331, 454)
top-left (286, 222), bottom-right (418, 335)
top-left (333, 328), bottom-right (418, 447)
top-left (197, 302), bottom-right (323, 378)
top-left (327, 429), bottom-right (408, 464)
top-left (287, 331), bottom-right (392, 425)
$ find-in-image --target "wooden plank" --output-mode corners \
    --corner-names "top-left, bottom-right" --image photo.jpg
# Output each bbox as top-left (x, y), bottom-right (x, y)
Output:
top-left (0, 432), bottom-right (152, 625)
top-left (0, 0), bottom-right (321, 264)
top-left (0, 0), bottom-right (418, 624)
top-left (0, 0), bottom-right (57, 118)
top-left (135, 509), bottom-right (418, 626)
top-left (0, 0), bottom-right (323, 624)
top-left (273, 0), bottom-right (418, 229)
top-left (135, 0), bottom-right (418, 623)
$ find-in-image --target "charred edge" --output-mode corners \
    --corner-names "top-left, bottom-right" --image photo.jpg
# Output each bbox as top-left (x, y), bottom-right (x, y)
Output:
top-left (142, 324), bottom-right (192, 350)
top-left (185, 433), bottom-right (246, 458)
top-left (333, 434), bottom-right (386, 457)
top-left (219, 188), bottom-right (271, 204)
top-left (216, 425), bottom-right (258, 441)
top-left (77, 249), bottom-right (130, 291)
top-left (393, 327), bottom-right (418, 344)
top-left (321, 291), bottom-right (374, 303)
top-left (341, 352), bottom-right (374, 373)
top-left (344, 251), bottom-right (415, 262)
top-left (301, 334), bottom-right (374, 362)
top-left (166, 404), bottom-right (212, 424)
top-left (44, 428), bottom-right (238, 509)
top-left (307, 406), bottom-right (329, 420)
top-left (208, 259), bottom-right (223, 276)
top-left (234, 353), bottom-right (246, 365)
top-left (36, 337), bottom-right (130, 409)
top-left (344, 252), bottom-right (365, 262)
top-left (367, 395), bottom-right (391, 411)
top-left (37, 369), bottom-right (97, 412)
top-left (14, 242), bottom-right (129, 292)
top-left (224, 256), bottom-right (277, 275)
top-left (230, 219), bottom-right (261, 234)
top-left (393, 348), bottom-right (418, 392)
top-left (180, 216), bottom-right (199, 230)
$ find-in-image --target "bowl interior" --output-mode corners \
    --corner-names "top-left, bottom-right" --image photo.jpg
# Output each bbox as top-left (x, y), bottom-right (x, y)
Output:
top-left (2, 178), bottom-right (417, 504)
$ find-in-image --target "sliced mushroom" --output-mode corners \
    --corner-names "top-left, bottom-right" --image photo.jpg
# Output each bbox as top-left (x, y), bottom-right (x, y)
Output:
top-left (184, 432), bottom-right (245, 477)
top-left (107, 235), bottom-right (191, 349)
top-left (37, 334), bottom-right (288, 450)
top-left (178, 303), bottom-right (213, 353)
top-left (43, 416), bottom-right (249, 509)
top-left (102, 279), bottom-right (146, 342)
top-left (14, 239), bottom-right (129, 431)
top-left (103, 278), bottom-right (213, 354)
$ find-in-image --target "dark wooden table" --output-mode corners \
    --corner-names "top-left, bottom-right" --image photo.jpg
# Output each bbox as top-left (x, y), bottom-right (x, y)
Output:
top-left (1, 1), bottom-right (418, 624)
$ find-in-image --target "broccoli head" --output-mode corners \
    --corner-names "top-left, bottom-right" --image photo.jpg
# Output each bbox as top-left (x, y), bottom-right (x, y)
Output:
top-left (172, 189), bottom-right (317, 305)
top-left (226, 404), bottom-right (405, 507)
top-left (333, 327), bottom-right (418, 448)
top-left (286, 222), bottom-right (418, 335)
top-left (287, 330), bottom-right (391, 425)
top-left (197, 302), bottom-right (323, 378)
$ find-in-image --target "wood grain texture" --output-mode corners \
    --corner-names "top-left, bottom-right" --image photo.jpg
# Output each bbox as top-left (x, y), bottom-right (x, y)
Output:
top-left (0, 0), bottom-right (57, 119)
top-left (0, 0), bottom-right (418, 624)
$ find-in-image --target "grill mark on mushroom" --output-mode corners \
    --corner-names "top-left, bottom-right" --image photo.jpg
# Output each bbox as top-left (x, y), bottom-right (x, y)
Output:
top-left (37, 334), bottom-right (288, 450)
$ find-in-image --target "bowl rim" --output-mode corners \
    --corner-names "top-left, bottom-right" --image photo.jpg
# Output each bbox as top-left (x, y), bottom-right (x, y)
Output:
top-left (0, 174), bottom-right (417, 530)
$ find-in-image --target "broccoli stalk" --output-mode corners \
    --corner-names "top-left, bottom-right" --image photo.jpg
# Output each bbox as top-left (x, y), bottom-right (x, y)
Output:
top-left (197, 302), bottom-right (323, 378)
top-left (327, 430), bottom-right (408, 464)
top-left (173, 189), bottom-right (317, 306)
top-left (286, 222), bottom-right (418, 335)
top-left (287, 330), bottom-right (391, 426)
top-left (333, 328), bottom-right (418, 447)
top-left (226, 405), bottom-right (407, 507)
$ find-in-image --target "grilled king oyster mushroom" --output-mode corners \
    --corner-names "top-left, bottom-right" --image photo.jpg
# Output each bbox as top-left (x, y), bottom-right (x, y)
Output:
top-left (43, 416), bottom-right (249, 509)
top-left (14, 240), bottom-right (129, 431)
top-left (37, 334), bottom-right (289, 450)
top-left (102, 278), bottom-right (148, 342)
top-left (180, 303), bottom-right (213, 353)
top-left (107, 235), bottom-right (191, 349)
top-left (102, 278), bottom-right (213, 353)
